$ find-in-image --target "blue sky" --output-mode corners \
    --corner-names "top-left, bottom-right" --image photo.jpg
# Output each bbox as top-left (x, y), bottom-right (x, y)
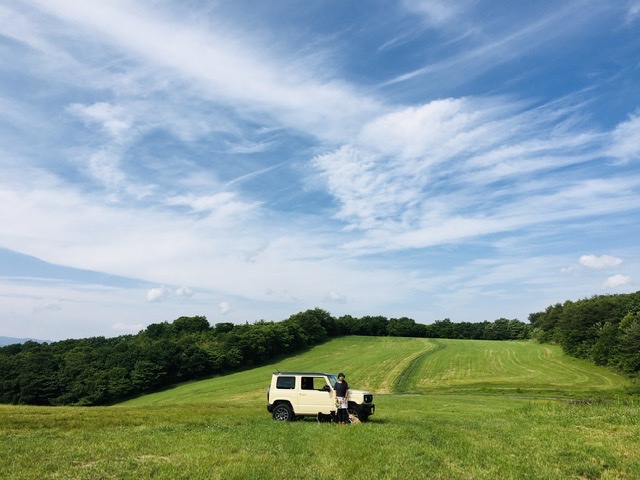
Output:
top-left (1, 0), bottom-right (639, 341)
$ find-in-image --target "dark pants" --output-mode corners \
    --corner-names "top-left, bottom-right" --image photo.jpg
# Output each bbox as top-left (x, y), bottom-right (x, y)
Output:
top-left (337, 408), bottom-right (349, 423)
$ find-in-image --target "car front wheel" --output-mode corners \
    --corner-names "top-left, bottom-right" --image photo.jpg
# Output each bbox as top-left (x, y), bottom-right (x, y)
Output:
top-left (347, 405), bottom-right (361, 422)
top-left (272, 403), bottom-right (294, 421)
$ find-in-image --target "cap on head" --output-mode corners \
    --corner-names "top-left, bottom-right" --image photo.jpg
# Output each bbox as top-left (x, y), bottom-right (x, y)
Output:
top-left (338, 372), bottom-right (345, 378)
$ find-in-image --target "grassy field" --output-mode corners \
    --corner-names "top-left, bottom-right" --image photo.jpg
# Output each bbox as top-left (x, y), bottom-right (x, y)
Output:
top-left (2, 337), bottom-right (639, 479)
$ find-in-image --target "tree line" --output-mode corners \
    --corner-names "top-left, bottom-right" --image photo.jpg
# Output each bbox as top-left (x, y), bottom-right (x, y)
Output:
top-left (0, 309), bottom-right (529, 406)
top-left (528, 291), bottom-right (640, 376)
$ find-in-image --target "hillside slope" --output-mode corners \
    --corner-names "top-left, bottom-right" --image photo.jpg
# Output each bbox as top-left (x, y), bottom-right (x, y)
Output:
top-left (122, 337), bottom-right (630, 407)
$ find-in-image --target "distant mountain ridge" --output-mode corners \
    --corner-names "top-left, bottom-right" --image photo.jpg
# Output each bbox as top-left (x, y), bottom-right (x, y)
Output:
top-left (0, 336), bottom-right (46, 347)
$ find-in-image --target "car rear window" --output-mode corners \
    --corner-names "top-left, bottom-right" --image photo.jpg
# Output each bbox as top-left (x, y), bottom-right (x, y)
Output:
top-left (276, 376), bottom-right (295, 389)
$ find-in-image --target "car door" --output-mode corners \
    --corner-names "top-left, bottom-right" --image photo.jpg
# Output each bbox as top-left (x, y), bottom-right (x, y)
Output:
top-left (296, 376), bottom-right (334, 414)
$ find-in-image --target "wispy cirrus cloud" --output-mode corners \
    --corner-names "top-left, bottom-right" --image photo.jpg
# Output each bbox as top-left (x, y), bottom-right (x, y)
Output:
top-left (1, 1), bottom-right (639, 341)
top-left (20, 0), bottom-right (383, 144)
top-left (400, 0), bottom-right (472, 27)
top-left (626, 1), bottom-right (640, 23)
top-left (67, 102), bottom-right (133, 139)
top-left (313, 96), bottom-right (640, 253)
top-left (386, 0), bottom-right (613, 88)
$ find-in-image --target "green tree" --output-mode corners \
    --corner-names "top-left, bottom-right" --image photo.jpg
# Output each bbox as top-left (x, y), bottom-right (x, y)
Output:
top-left (427, 318), bottom-right (455, 338)
top-left (590, 321), bottom-right (620, 366)
top-left (15, 342), bottom-right (60, 405)
top-left (172, 316), bottom-right (210, 335)
top-left (616, 312), bottom-right (640, 374)
top-left (528, 303), bottom-right (563, 343)
top-left (131, 360), bottom-right (164, 390)
top-left (358, 316), bottom-right (389, 336)
top-left (215, 322), bottom-right (235, 334)
top-left (388, 317), bottom-right (417, 337)
top-left (287, 309), bottom-right (330, 345)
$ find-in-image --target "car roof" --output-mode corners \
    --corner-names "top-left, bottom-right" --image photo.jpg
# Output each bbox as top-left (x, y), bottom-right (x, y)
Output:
top-left (272, 372), bottom-right (334, 376)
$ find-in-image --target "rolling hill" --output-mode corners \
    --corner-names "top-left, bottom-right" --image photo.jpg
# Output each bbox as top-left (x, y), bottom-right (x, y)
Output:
top-left (122, 336), bottom-right (630, 407)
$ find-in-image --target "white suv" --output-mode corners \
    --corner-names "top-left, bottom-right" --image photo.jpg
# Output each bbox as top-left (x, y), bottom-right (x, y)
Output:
top-left (267, 372), bottom-right (375, 422)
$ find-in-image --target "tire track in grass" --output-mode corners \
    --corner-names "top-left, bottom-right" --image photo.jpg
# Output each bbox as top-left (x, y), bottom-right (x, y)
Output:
top-left (392, 339), bottom-right (446, 394)
top-left (535, 347), bottom-right (624, 389)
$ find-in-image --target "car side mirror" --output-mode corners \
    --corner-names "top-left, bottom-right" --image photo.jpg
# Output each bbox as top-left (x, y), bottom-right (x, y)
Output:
top-left (322, 385), bottom-right (331, 392)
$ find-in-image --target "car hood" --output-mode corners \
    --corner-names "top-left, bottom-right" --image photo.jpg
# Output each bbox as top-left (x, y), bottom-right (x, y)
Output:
top-left (349, 389), bottom-right (372, 396)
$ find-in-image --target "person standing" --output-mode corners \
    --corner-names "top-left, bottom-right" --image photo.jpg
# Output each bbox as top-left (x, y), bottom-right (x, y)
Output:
top-left (334, 372), bottom-right (349, 425)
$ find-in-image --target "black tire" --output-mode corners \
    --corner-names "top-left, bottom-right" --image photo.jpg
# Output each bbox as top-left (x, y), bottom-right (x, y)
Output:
top-left (272, 403), bottom-right (294, 421)
top-left (347, 405), bottom-right (361, 422)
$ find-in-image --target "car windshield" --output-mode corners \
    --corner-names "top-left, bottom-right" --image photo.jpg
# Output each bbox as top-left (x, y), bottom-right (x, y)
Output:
top-left (327, 374), bottom-right (338, 387)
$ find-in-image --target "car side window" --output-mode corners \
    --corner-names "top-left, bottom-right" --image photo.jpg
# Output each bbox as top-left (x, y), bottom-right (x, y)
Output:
top-left (276, 376), bottom-right (295, 389)
top-left (312, 377), bottom-right (329, 390)
top-left (300, 376), bottom-right (329, 390)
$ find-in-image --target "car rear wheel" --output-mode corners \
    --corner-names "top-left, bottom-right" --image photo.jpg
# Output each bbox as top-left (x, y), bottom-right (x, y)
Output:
top-left (272, 403), bottom-right (294, 421)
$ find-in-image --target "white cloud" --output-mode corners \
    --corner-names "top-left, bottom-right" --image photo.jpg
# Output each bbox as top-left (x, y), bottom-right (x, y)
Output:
top-left (602, 274), bottom-right (632, 289)
top-left (224, 139), bottom-right (274, 155)
top-left (87, 149), bottom-right (127, 191)
top-left (324, 290), bottom-right (347, 303)
top-left (401, 0), bottom-right (468, 27)
top-left (146, 286), bottom-right (171, 302)
top-left (626, 2), bottom-right (640, 23)
top-left (146, 286), bottom-right (195, 302)
top-left (219, 301), bottom-right (231, 315)
top-left (26, 0), bottom-right (382, 144)
top-left (608, 113), bottom-right (640, 162)
top-left (388, 2), bottom-right (611, 88)
top-left (579, 255), bottom-right (623, 269)
top-left (1, 1), bottom-right (639, 343)
top-left (313, 97), bottom-right (639, 253)
top-left (165, 192), bottom-right (258, 217)
top-left (560, 266), bottom-right (577, 274)
top-left (357, 98), bottom-right (500, 164)
top-left (175, 286), bottom-right (193, 298)
top-left (67, 102), bottom-right (133, 139)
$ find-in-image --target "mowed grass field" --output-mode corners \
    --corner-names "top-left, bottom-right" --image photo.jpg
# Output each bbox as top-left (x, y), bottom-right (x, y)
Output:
top-left (2, 337), bottom-right (639, 479)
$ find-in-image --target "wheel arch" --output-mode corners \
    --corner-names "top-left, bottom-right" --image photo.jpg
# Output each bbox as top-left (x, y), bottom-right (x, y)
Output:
top-left (271, 400), bottom-right (295, 421)
top-left (347, 402), bottom-right (361, 416)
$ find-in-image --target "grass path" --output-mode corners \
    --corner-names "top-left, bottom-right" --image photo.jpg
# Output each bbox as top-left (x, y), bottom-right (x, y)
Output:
top-left (387, 339), bottom-right (445, 393)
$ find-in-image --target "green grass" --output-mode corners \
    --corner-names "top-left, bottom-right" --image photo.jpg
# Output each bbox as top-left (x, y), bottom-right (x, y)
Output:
top-left (400, 338), bottom-right (630, 397)
top-left (122, 337), bottom-right (630, 406)
top-left (1, 337), bottom-right (639, 479)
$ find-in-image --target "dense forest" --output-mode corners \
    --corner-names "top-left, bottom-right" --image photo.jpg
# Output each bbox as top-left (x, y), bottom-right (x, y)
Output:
top-left (0, 309), bottom-right (529, 406)
top-left (1, 290), bottom-right (639, 406)
top-left (528, 291), bottom-right (640, 376)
